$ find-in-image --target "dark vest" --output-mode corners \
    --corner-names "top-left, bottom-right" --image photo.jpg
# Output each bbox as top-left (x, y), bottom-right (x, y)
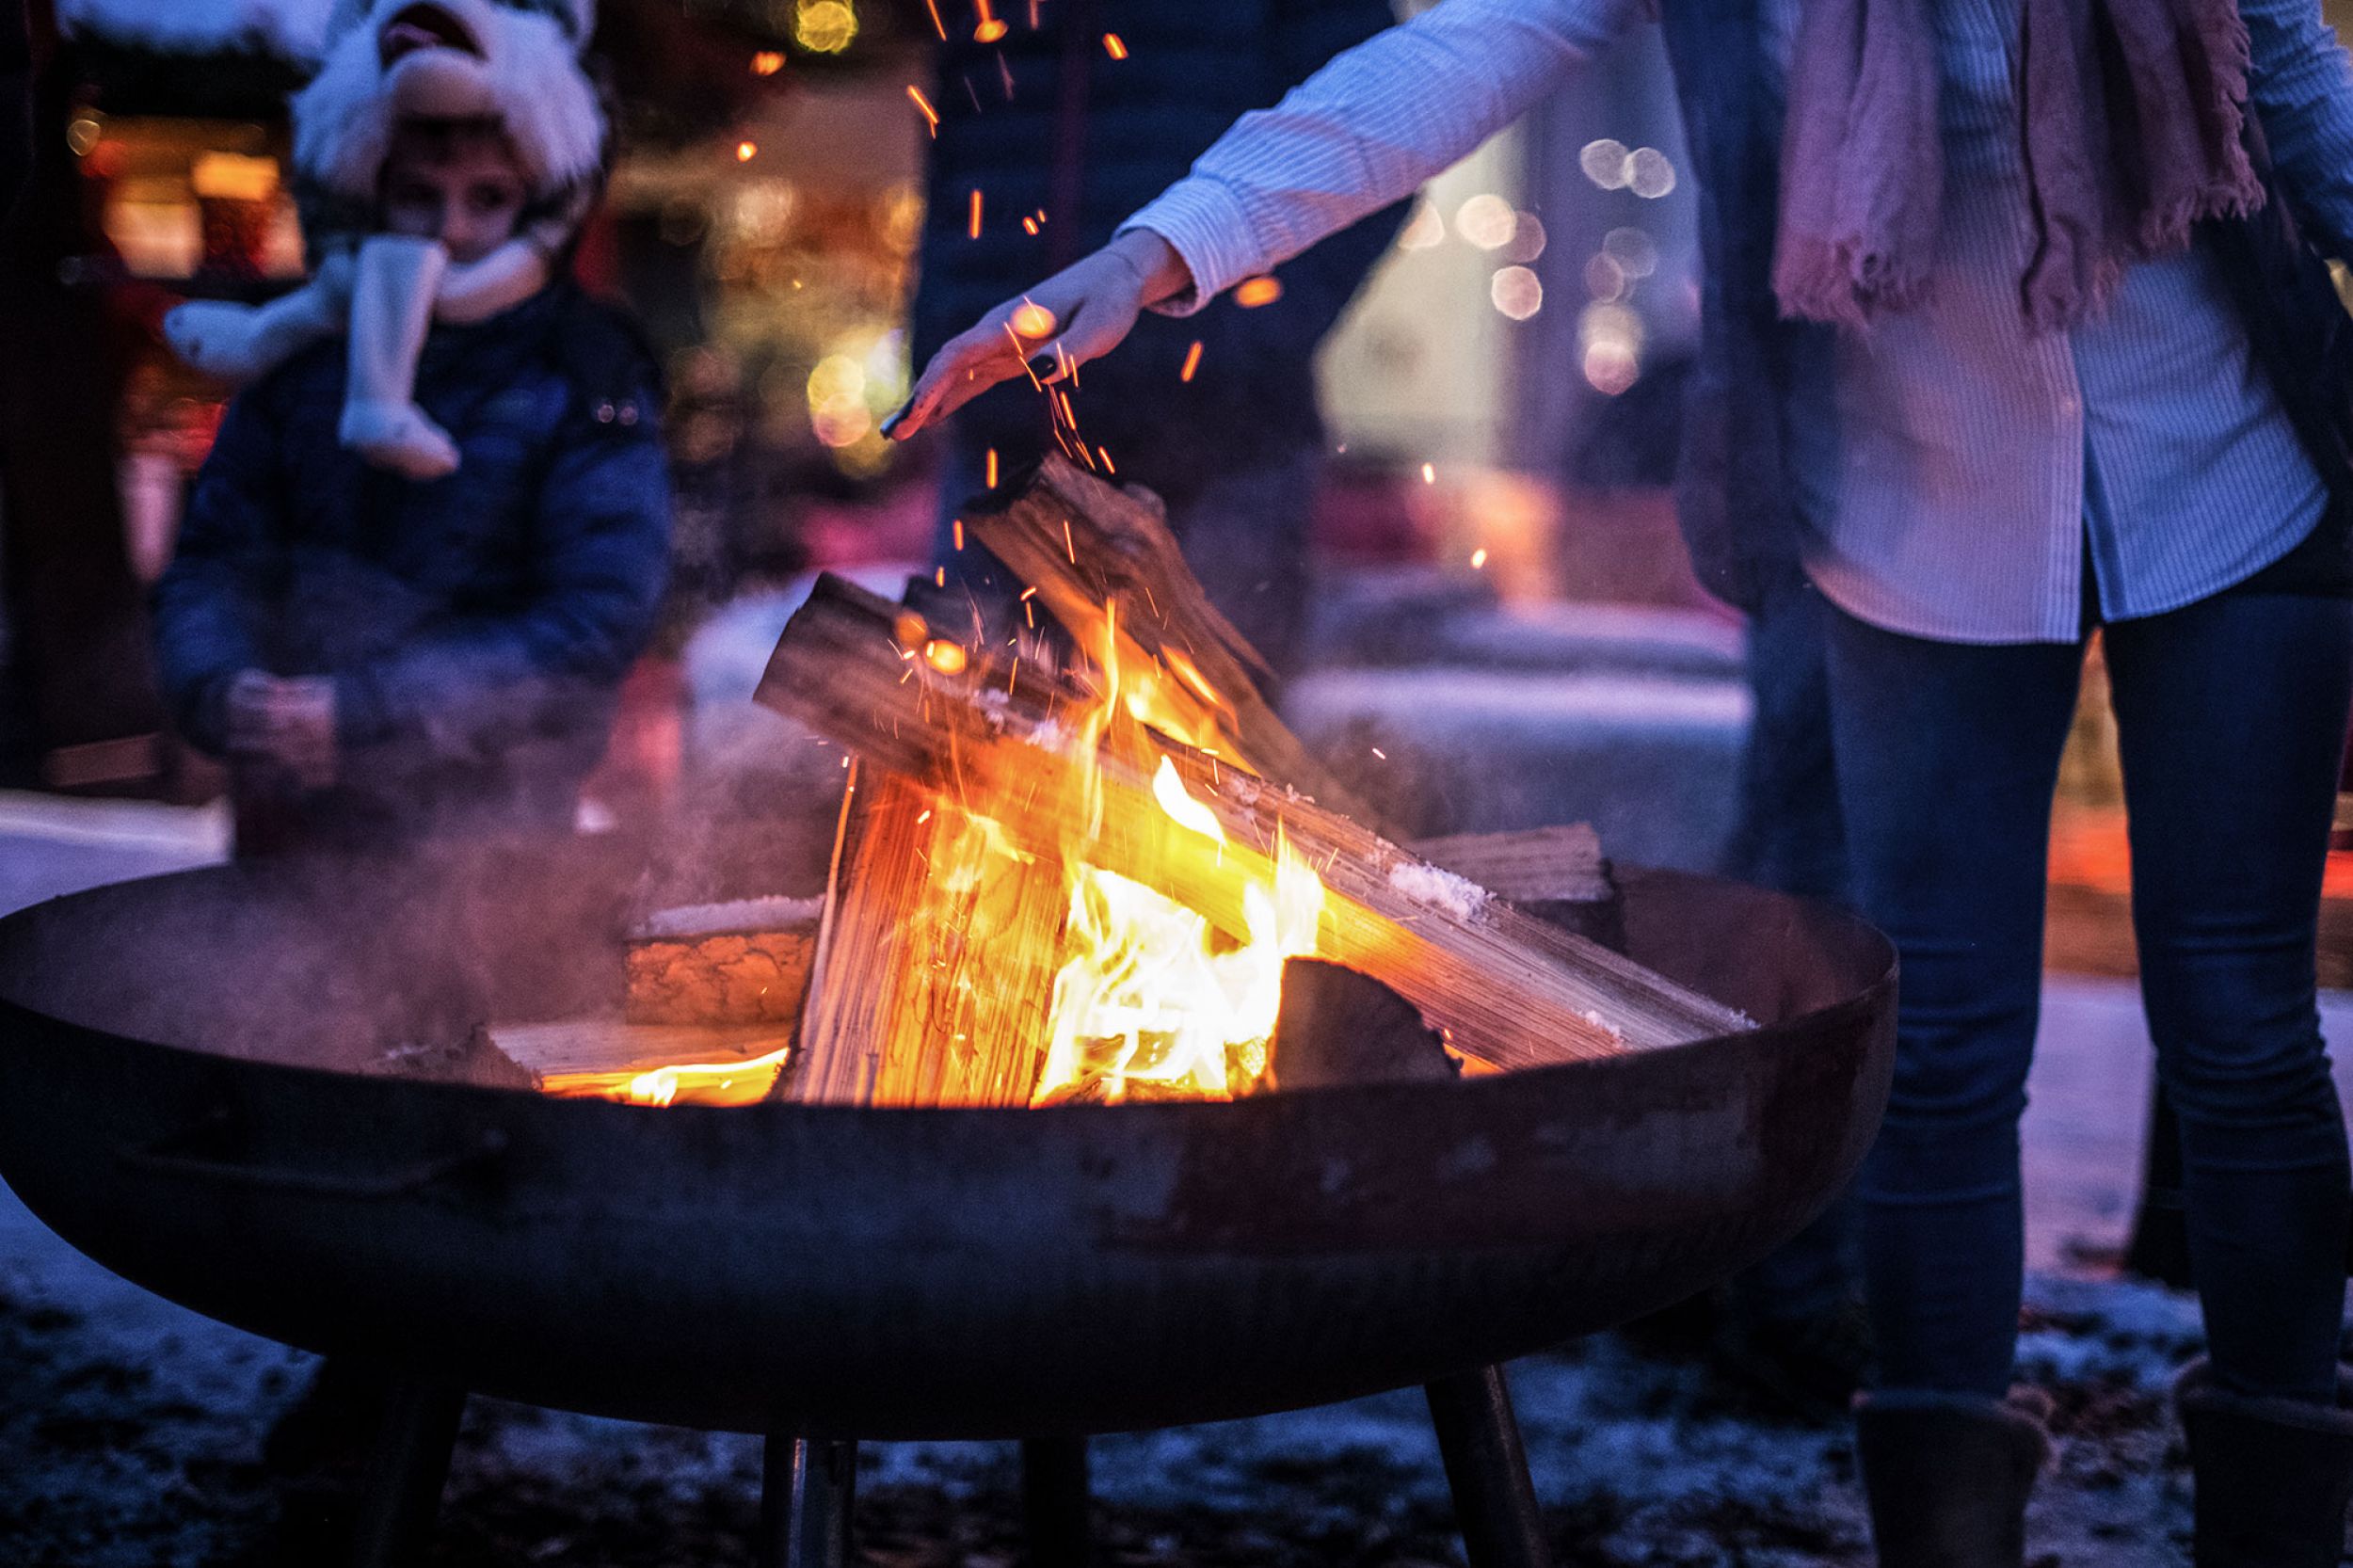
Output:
top-left (1656, 0), bottom-right (2353, 612)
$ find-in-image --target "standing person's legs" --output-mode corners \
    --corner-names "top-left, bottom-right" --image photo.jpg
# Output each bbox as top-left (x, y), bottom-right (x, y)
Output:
top-left (1826, 606), bottom-right (2085, 1395)
top-left (2101, 591), bottom-right (2353, 1403)
top-left (1826, 606), bottom-right (2082, 1564)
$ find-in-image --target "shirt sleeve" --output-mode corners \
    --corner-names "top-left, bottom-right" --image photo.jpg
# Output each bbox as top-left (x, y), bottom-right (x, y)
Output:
top-left (2245, 0), bottom-right (2353, 258)
top-left (1119, 0), bottom-right (1646, 312)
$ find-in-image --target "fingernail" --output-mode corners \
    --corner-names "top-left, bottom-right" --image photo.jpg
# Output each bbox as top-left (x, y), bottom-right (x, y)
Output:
top-left (1027, 355), bottom-right (1058, 380)
top-left (881, 408), bottom-right (907, 438)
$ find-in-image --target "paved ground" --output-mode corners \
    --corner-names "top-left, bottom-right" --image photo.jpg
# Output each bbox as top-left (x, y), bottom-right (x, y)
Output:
top-left (0, 790), bottom-right (2340, 1565)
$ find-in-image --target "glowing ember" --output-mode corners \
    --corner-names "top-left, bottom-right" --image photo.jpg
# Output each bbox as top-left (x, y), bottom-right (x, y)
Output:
top-left (968, 188), bottom-right (983, 238)
top-left (1234, 276), bottom-right (1283, 308)
top-left (752, 51), bottom-right (784, 74)
top-left (1178, 340), bottom-right (1204, 382)
top-left (1102, 31), bottom-right (1128, 57)
top-left (1010, 301), bottom-right (1058, 339)
top-left (736, 140), bottom-right (758, 162)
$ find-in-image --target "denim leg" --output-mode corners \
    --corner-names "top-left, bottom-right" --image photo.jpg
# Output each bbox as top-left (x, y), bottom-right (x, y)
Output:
top-left (2103, 592), bottom-right (2353, 1403)
top-left (1723, 565), bottom-right (1860, 1320)
top-left (1825, 605), bottom-right (2087, 1396)
top-left (1725, 563), bottom-right (1851, 906)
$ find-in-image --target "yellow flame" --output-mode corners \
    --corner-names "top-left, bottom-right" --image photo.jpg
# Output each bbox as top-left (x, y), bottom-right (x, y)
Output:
top-left (541, 1043), bottom-right (792, 1108)
top-left (1026, 599), bottom-right (1327, 1105)
top-left (1150, 755), bottom-right (1224, 842)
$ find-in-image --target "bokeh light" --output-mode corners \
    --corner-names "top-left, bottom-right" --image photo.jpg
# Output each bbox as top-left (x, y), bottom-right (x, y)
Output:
top-left (1627, 148), bottom-right (1677, 199)
top-left (1455, 193), bottom-right (1516, 251)
top-left (793, 0), bottom-right (857, 52)
top-left (1579, 139), bottom-right (1631, 190)
top-left (1603, 226), bottom-right (1658, 279)
top-left (1491, 265), bottom-right (1544, 321)
top-left (1501, 213), bottom-right (1547, 264)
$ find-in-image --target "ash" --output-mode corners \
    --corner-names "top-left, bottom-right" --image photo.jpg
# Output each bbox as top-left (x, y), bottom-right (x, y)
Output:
top-left (0, 801), bottom-right (2337, 1566)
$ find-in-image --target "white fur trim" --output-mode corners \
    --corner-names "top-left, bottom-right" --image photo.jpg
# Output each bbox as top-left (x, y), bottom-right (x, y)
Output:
top-left (292, 0), bottom-right (604, 203)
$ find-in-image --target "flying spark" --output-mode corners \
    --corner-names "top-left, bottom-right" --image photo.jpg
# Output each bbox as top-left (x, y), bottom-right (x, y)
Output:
top-left (968, 188), bottom-right (983, 238)
top-left (735, 140), bottom-right (758, 162)
top-left (906, 85), bottom-right (940, 135)
top-left (1102, 31), bottom-right (1128, 57)
top-left (1178, 340), bottom-right (1204, 382)
top-left (1421, 462), bottom-right (1436, 484)
top-left (1234, 276), bottom-right (1283, 308)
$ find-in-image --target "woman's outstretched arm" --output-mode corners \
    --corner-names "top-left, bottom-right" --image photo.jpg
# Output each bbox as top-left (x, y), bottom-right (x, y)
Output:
top-left (887, 0), bottom-right (1644, 438)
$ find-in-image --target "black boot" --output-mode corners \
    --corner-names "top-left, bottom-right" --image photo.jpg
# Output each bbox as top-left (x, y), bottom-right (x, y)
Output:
top-left (1854, 1386), bottom-right (2049, 1568)
top-left (2175, 1358), bottom-right (2353, 1568)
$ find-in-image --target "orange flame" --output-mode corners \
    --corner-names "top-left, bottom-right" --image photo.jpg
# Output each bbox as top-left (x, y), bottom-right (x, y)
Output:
top-left (1023, 600), bottom-right (1328, 1104)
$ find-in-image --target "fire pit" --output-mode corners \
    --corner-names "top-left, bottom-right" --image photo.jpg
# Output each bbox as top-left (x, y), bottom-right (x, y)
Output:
top-left (0, 835), bottom-right (1892, 1566)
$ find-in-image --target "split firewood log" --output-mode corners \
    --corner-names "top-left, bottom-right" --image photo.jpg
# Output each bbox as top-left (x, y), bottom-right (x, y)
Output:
top-left (963, 454), bottom-right (1396, 834)
top-left (1412, 824), bottom-right (1627, 953)
top-left (1267, 958), bottom-right (1459, 1092)
top-left (472, 1017), bottom-right (793, 1106)
top-left (624, 896), bottom-right (823, 1027)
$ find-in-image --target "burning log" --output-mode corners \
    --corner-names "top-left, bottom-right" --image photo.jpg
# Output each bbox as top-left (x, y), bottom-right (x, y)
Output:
top-left (1267, 958), bottom-right (1459, 1092)
top-left (965, 454), bottom-right (1394, 833)
top-left (1412, 824), bottom-right (1626, 953)
top-left (624, 897), bottom-right (822, 1027)
top-left (790, 767), bottom-right (1067, 1106)
top-left (472, 1018), bottom-right (792, 1107)
top-left (757, 574), bottom-right (1751, 1069)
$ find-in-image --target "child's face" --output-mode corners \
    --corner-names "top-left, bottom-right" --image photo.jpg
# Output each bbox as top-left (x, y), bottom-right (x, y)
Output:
top-left (380, 124), bottom-right (528, 265)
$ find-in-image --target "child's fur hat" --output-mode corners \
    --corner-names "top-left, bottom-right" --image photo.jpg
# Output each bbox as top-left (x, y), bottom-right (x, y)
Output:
top-left (292, 0), bottom-right (607, 218)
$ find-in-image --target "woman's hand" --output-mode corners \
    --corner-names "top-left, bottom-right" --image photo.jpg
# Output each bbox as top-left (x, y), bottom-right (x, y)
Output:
top-left (883, 229), bottom-right (1193, 440)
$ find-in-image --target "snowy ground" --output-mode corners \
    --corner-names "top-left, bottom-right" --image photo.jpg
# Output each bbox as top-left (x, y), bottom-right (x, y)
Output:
top-left (0, 791), bottom-right (2343, 1566)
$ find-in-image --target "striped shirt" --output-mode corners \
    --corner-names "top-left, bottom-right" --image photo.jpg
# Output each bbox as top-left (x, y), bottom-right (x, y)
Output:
top-left (1123, 0), bottom-right (2353, 643)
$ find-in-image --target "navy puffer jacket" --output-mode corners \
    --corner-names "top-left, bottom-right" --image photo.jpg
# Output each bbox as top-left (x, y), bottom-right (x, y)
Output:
top-left (153, 283), bottom-right (671, 841)
top-left (913, 0), bottom-right (1407, 491)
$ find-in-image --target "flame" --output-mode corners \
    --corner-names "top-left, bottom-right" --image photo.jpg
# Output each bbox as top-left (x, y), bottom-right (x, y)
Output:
top-left (1022, 599), bottom-right (1328, 1105)
top-left (541, 1042), bottom-right (792, 1108)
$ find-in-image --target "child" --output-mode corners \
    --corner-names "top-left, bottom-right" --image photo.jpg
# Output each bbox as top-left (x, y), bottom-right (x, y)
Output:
top-left (166, 0), bottom-right (605, 479)
top-left (152, 102), bottom-right (668, 849)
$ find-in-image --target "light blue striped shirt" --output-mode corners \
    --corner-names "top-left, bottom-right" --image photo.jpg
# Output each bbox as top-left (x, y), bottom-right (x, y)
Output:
top-left (1124, 0), bottom-right (2353, 643)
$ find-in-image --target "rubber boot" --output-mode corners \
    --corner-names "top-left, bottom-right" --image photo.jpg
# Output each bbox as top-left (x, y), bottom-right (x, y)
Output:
top-left (340, 234), bottom-right (459, 480)
top-left (1854, 1386), bottom-right (2049, 1567)
top-left (2176, 1358), bottom-right (2353, 1568)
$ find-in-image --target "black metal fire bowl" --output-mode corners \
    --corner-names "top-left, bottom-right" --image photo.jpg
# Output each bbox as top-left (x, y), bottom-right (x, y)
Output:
top-left (0, 841), bottom-right (1894, 1442)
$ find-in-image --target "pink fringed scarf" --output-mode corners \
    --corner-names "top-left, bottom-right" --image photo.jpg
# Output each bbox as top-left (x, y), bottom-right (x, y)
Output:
top-left (1772, 0), bottom-right (2266, 333)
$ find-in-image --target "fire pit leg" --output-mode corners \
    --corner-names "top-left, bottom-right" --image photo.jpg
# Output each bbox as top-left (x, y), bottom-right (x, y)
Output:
top-left (760, 1436), bottom-right (857, 1568)
top-left (1424, 1366), bottom-right (1550, 1568)
top-left (347, 1381), bottom-right (466, 1568)
top-left (1021, 1435), bottom-right (1092, 1567)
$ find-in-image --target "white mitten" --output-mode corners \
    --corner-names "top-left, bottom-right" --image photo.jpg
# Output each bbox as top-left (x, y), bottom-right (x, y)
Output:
top-left (163, 253), bottom-right (354, 385)
top-left (339, 234), bottom-right (459, 481)
top-left (433, 236), bottom-right (551, 325)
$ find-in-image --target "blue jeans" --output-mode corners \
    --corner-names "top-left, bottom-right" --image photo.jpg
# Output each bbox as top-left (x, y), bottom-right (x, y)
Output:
top-left (1828, 590), bottom-right (2353, 1403)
